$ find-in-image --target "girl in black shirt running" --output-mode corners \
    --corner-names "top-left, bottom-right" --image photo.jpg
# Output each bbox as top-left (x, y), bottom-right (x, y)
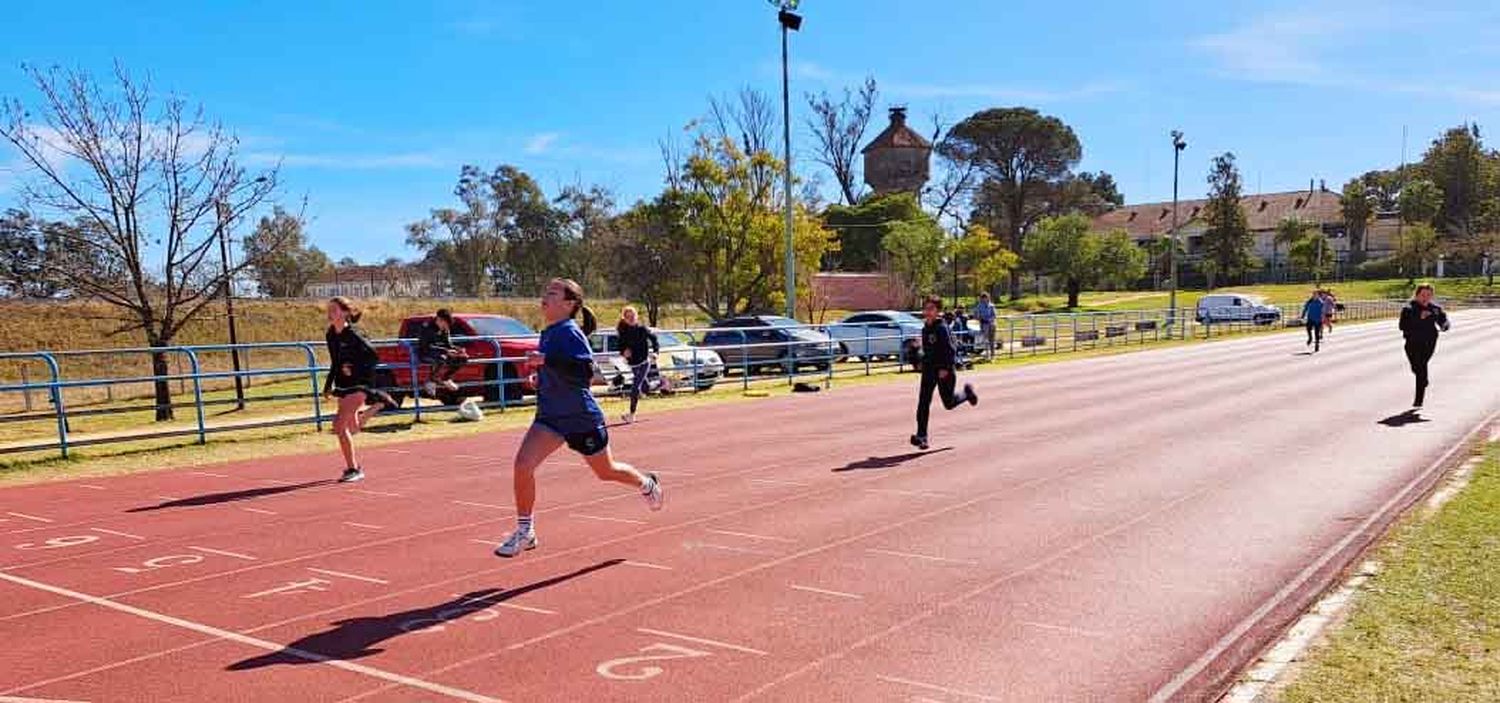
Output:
top-left (323, 297), bottom-right (395, 483)
top-left (1398, 284), bottom-right (1450, 408)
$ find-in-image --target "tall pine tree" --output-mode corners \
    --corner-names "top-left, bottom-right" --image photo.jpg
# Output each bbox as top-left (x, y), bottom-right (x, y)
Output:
top-left (1200, 153), bottom-right (1256, 289)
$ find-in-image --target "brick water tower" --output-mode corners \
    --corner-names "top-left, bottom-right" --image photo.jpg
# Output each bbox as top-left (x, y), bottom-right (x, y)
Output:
top-left (862, 106), bottom-right (933, 196)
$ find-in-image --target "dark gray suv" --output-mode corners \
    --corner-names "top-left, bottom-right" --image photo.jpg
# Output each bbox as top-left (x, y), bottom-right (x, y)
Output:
top-left (699, 315), bottom-right (834, 374)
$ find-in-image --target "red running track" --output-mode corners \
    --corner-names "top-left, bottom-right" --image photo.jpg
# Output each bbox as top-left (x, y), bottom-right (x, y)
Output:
top-left (2, 312), bottom-right (1499, 702)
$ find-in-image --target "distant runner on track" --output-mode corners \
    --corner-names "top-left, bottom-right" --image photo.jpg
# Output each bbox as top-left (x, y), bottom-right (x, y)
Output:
top-left (494, 279), bottom-right (664, 558)
top-left (911, 295), bottom-right (978, 451)
top-left (1399, 283), bottom-right (1449, 409)
top-left (1301, 290), bottom-right (1325, 352)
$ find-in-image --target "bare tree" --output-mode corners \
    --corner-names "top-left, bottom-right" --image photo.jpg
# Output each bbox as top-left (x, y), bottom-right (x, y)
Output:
top-left (0, 65), bottom-right (280, 420)
top-left (805, 76), bottom-right (877, 206)
top-left (922, 113), bottom-right (979, 229)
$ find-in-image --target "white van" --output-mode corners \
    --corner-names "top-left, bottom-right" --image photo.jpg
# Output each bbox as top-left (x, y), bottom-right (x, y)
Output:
top-left (1195, 294), bottom-right (1282, 325)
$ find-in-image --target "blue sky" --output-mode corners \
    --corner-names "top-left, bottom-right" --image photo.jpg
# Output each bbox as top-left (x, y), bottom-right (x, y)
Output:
top-left (2, 0), bottom-right (1496, 261)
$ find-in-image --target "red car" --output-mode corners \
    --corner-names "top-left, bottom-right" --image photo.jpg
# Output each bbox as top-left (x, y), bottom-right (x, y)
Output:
top-left (374, 313), bottom-right (540, 406)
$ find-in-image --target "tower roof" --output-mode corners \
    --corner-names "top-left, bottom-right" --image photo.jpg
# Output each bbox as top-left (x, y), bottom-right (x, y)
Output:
top-left (861, 107), bottom-right (933, 153)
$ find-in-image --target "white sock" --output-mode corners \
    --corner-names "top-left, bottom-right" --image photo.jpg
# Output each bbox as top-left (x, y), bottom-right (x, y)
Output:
top-left (517, 515), bottom-right (533, 534)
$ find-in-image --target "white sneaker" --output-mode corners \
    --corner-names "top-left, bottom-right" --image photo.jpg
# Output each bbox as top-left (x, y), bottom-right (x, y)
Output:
top-left (422, 381), bottom-right (438, 397)
top-left (494, 528), bottom-right (537, 558)
top-left (622, 413), bottom-right (635, 424)
top-left (641, 473), bottom-right (664, 511)
top-left (442, 379), bottom-right (460, 392)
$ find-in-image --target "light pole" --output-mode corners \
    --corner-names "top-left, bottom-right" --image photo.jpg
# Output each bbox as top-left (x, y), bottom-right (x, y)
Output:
top-left (215, 200), bottom-right (246, 411)
top-left (1169, 130), bottom-right (1186, 327)
top-left (772, 0), bottom-right (802, 319)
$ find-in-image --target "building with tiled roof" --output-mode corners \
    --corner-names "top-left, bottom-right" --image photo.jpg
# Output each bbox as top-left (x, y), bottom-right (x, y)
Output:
top-left (1092, 185), bottom-right (1403, 261)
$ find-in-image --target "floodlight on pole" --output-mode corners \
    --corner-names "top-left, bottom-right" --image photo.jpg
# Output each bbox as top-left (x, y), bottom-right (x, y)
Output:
top-left (770, 0), bottom-right (802, 318)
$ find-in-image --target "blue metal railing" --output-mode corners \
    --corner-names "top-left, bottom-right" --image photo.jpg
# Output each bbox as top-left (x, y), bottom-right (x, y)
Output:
top-left (0, 298), bottom-right (1431, 459)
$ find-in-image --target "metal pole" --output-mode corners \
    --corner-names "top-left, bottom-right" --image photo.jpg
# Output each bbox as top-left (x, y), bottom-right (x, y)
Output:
top-left (780, 19), bottom-right (796, 320)
top-left (216, 201), bottom-right (246, 411)
top-left (1169, 131), bottom-right (1184, 326)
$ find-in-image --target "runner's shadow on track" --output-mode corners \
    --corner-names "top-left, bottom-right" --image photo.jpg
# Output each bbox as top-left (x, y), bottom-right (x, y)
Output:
top-left (226, 559), bottom-right (624, 671)
top-left (1378, 410), bottom-right (1429, 427)
top-left (835, 448), bottom-right (952, 472)
top-left (126, 480), bottom-right (335, 512)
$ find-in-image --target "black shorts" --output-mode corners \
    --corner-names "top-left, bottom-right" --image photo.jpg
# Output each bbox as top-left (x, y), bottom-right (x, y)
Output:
top-left (535, 421), bottom-right (610, 457)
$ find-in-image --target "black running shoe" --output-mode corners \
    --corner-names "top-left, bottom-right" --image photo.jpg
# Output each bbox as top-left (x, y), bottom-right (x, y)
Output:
top-left (909, 434), bottom-right (929, 450)
top-left (338, 467), bottom-right (365, 483)
top-left (964, 383), bottom-right (978, 406)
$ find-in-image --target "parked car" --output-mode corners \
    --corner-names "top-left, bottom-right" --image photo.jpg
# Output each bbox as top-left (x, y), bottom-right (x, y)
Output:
top-left (1195, 294), bottom-right (1282, 325)
top-left (823, 311), bottom-right (923, 363)
top-left (589, 329), bottom-right (726, 391)
top-left (698, 315), bottom-right (835, 374)
top-left (375, 313), bottom-right (539, 407)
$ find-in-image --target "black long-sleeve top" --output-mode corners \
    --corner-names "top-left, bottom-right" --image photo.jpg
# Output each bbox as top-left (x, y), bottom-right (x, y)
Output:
top-left (325, 323), bottom-right (380, 393)
top-left (418, 321), bottom-right (457, 358)
top-left (616, 321), bottom-right (659, 364)
top-left (921, 319), bottom-right (957, 370)
top-left (1399, 301), bottom-right (1449, 345)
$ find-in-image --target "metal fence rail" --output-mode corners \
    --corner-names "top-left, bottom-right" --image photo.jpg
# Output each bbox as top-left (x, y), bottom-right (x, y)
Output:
top-left (0, 298), bottom-right (1447, 458)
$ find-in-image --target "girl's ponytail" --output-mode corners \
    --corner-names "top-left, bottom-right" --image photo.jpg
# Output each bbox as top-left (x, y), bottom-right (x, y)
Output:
top-left (579, 305), bottom-right (598, 336)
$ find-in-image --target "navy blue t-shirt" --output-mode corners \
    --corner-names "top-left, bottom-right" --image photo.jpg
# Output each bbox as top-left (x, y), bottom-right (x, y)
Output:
top-left (534, 318), bottom-right (605, 434)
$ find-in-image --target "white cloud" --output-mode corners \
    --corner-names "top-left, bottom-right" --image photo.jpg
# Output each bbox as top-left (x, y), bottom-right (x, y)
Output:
top-left (523, 132), bottom-right (561, 155)
top-left (245, 151), bottom-right (449, 169)
top-left (1190, 15), bottom-right (1341, 83)
top-left (882, 80), bottom-right (1129, 103)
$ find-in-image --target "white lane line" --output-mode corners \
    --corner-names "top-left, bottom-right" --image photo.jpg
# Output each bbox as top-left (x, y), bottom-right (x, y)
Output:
top-left (636, 628), bottom-right (768, 656)
top-left (866, 548), bottom-right (979, 566)
top-left (651, 470), bottom-right (696, 477)
top-left (188, 471), bottom-right (230, 478)
top-left (351, 489), bottom-right (403, 498)
top-left (495, 602), bottom-right (556, 616)
top-left (343, 522), bottom-right (384, 530)
top-left (260, 478), bottom-right (295, 486)
top-left (706, 529), bottom-right (795, 543)
top-left (452, 500), bottom-right (510, 511)
top-left (0, 571), bottom-right (505, 703)
top-left (789, 584), bottom-right (862, 600)
top-left (863, 487), bottom-right (948, 498)
top-left (876, 675), bottom-right (1003, 701)
top-left (190, 546), bottom-right (256, 561)
top-left (307, 568), bottom-right (388, 585)
top-left (1020, 621), bottom-right (1107, 638)
top-left (0, 695), bottom-right (93, 702)
top-left (76, 485), bottom-right (106, 491)
top-left (469, 539), bottom-right (498, 546)
top-left (5, 512), bottom-right (53, 524)
top-left (748, 478), bottom-right (809, 487)
top-left (89, 528), bottom-right (144, 541)
top-left (622, 560), bottom-right (674, 571)
top-left (154, 496), bottom-right (178, 502)
top-left (242, 508), bottom-right (278, 516)
top-left (571, 514), bottom-right (647, 526)
top-left (686, 542), bottom-right (773, 556)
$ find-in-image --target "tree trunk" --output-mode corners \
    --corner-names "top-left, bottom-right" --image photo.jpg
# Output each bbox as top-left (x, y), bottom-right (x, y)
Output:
top-left (150, 346), bottom-right (175, 422)
top-left (1066, 278), bottom-right (1082, 309)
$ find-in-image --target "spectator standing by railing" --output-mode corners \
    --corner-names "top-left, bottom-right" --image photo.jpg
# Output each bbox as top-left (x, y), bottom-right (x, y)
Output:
top-left (973, 292), bottom-right (998, 360)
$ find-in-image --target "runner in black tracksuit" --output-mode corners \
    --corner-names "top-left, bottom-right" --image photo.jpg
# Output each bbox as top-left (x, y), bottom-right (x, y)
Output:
top-left (1398, 284), bottom-right (1449, 408)
top-left (912, 296), bottom-right (978, 450)
top-left (617, 306), bottom-right (659, 423)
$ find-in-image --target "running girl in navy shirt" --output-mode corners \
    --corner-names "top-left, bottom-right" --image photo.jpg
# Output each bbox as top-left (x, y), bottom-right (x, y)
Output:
top-left (495, 279), bottom-right (664, 558)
